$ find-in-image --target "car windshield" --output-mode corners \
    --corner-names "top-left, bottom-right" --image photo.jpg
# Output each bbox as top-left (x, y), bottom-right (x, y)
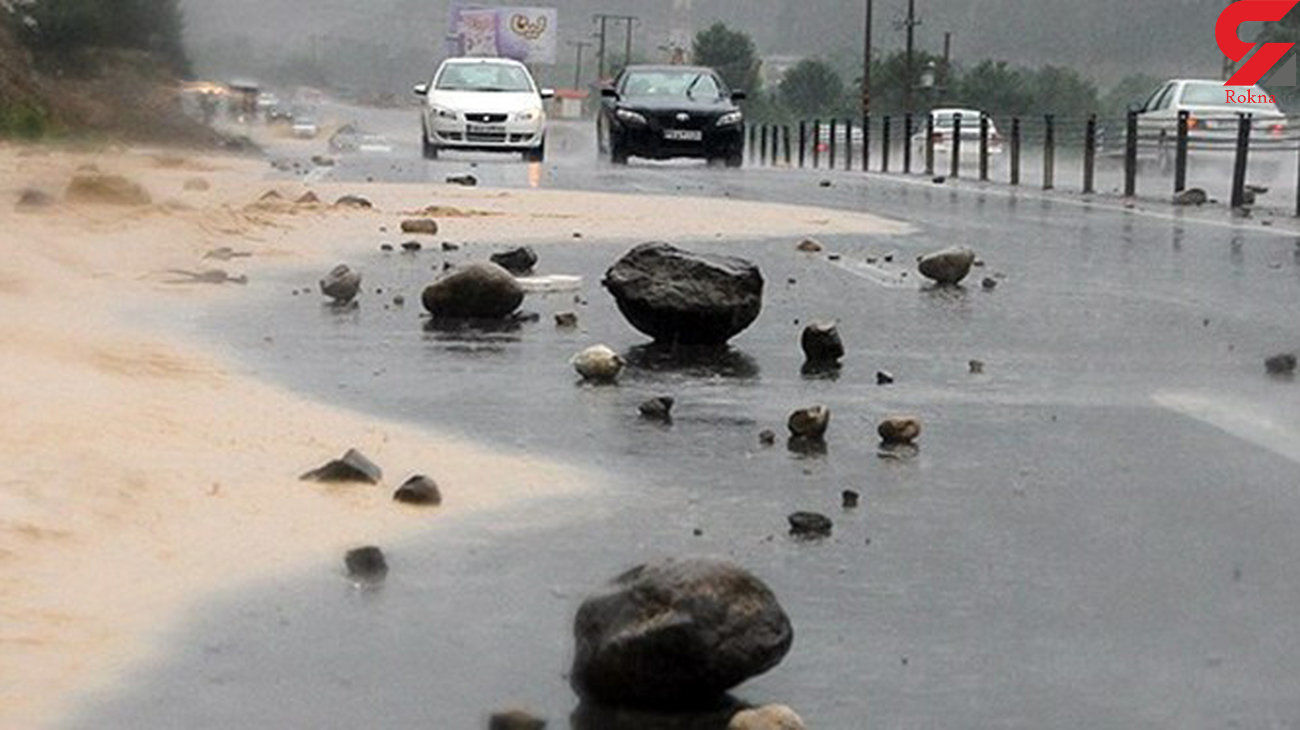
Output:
top-left (622, 71), bottom-right (724, 99)
top-left (436, 63), bottom-right (534, 92)
top-left (1181, 82), bottom-right (1276, 110)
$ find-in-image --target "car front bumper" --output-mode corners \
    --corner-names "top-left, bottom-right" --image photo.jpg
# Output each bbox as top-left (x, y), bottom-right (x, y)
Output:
top-left (426, 113), bottom-right (545, 150)
top-left (615, 122), bottom-right (744, 159)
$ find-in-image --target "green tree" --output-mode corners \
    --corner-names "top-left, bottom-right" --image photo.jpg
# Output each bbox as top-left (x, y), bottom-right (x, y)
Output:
top-left (1022, 65), bottom-right (1099, 120)
top-left (18, 0), bottom-right (190, 75)
top-left (860, 50), bottom-right (945, 115)
top-left (779, 59), bottom-right (844, 117)
top-left (692, 22), bottom-right (759, 94)
top-left (955, 60), bottom-right (1033, 117)
top-left (1100, 73), bottom-right (1163, 118)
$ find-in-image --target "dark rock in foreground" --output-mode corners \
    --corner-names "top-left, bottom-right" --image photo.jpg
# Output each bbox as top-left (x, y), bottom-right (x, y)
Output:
top-left (491, 246), bottom-right (540, 275)
top-left (787, 405), bottom-right (830, 439)
top-left (788, 512), bottom-right (833, 539)
top-left (571, 558), bottom-right (793, 709)
top-left (489, 709), bottom-right (546, 730)
top-left (320, 264), bottom-right (362, 305)
top-left (422, 262), bottom-right (524, 319)
top-left (446, 173), bottom-right (478, 186)
top-left (1266, 353), bottom-right (1297, 375)
top-left (842, 490), bottom-right (860, 509)
top-left (878, 416), bottom-right (922, 445)
top-left (334, 194), bottom-right (372, 209)
top-left (800, 321), bottom-right (844, 363)
top-left (401, 218), bottom-right (439, 235)
top-left (393, 475), bottom-right (441, 506)
top-left (301, 448), bottom-right (382, 484)
top-left (1173, 188), bottom-right (1208, 207)
top-left (603, 242), bottom-right (764, 346)
top-left (639, 396), bottom-right (675, 421)
top-left (918, 246), bottom-right (977, 286)
top-left (344, 546), bottom-right (388, 580)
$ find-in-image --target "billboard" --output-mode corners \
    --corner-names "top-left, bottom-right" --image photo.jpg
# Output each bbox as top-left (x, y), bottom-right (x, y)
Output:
top-left (448, 5), bottom-right (559, 65)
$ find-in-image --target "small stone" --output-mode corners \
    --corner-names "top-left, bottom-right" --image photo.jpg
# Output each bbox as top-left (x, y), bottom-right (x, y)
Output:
top-left (1265, 353), bottom-right (1297, 375)
top-left (446, 173), bottom-right (478, 186)
top-left (878, 416), bottom-right (922, 445)
top-left (728, 704), bottom-right (807, 730)
top-left (344, 546), bottom-right (388, 580)
top-left (401, 218), bottom-right (439, 235)
top-left (311, 155), bottom-right (336, 167)
top-left (801, 321), bottom-right (844, 364)
top-left (301, 448), bottom-right (382, 484)
top-left (788, 512), bottom-right (833, 539)
top-left (490, 246), bottom-right (539, 275)
top-left (787, 405), bottom-right (830, 439)
top-left (334, 194), bottom-right (373, 209)
top-left (571, 345), bottom-right (624, 383)
top-left (401, 241), bottom-right (423, 252)
top-left (876, 370), bottom-right (895, 385)
top-left (441, 241), bottom-right (461, 251)
top-left (982, 277), bottom-right (998, 290)
top-left (393, 475), bottom-right (441, 506)
top-left (842, 490), bottom-right (860, 509)
top-left (759, 429), bottom-right (777, 446)
top-left (380, 244), bottom-right (394, 252)
top-left (488, 709), bottom-right (546, 730)
top-left (393, 295), bottom-right (405, 306)
top-left (1172, 188), bottom-right (1208, 207)
top-left (818, 179), bottom-right (832, 188)
top-left (639, 396), bottom-right (675, 421)
top-left (969, 359), bottom-right (985, 374)
top-left (932, 176), bottom-right (947, 184)
top-left (918, 246), bottom-right (977, 286)
top-left (796, 238), bottom-right (823, 253)
top-left (319, 264), bottom-right (362, 305)
top-left (827, 253), bottom-right (841, 261)
top-left (554, 311), bottom-right (578, 328)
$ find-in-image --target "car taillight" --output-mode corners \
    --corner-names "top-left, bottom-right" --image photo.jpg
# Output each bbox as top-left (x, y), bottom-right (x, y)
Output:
top-left (1187, 115), bottom-right (1199, 130)
top-left (816, 142), bottom-right (828, 152)
top-left (931, 132), bottom-right (944, 142)
top-left (1270, 123), bottom-right (1285, 138)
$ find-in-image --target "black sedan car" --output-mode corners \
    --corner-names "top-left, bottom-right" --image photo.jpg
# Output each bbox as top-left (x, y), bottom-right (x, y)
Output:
top-left (597, 65), bottom-right (746, 166)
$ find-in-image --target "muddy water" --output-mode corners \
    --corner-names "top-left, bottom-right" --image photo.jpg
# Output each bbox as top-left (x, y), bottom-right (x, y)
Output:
top-left (70, 226), bottom-right (1300, 728)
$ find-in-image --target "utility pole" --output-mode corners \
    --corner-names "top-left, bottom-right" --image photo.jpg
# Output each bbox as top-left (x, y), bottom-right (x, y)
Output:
top-left (942, 31), bottom-right (952, 89)
top-left (593, 13), bottom-right (637, 80)
top-left (862, 0), bottom-right (872, 117)
top-left (901, 0), bottom-right (920, 114)
top-left (568, 40), bottom-right (593, 89)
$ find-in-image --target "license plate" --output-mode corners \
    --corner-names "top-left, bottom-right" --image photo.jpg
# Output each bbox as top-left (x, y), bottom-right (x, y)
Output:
top-left (467, 124), bottom-right (504, 134)
top-left (664, 129), bottom-right (703, 141)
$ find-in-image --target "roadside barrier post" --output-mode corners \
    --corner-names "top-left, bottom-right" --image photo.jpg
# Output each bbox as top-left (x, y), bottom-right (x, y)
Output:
top-left (1043, 114), bottom-right (1056, 191)
top-left (903, 113), bottom-right (914, 174)
top-left (1230, 113), bottom-right (1252, 209)
top-left (1010, 117), bottom-right (1021, 185)
top-left (844, 120), bottom-right (853, 171)
top-left (1083, 113), bottom-right (1097, 194)
top-left (979, 114), bottom-right (990, 182)
top-left (813, 119), bottom-right (821, 168)
top-left (784, 125), bottom-right (792, 166)
top-left (747, 124), bottom-right (756, 165)
top-left (882, 116), bottom-right (892, 173)
top-left (829, 118), bottom-right (838, 169)
top-left (862, 114), bottom-right (871, 172)
top-left (951, 113), bottom-right (962, 179)
top-left (1175, 110), bottom-right (1190, 193)
top-left (925, 113), bottom-right (936, 175)
top-left (1124, 109), bottom-right (1138, 197)
top-left (798, 121), bottom-right (807, 168)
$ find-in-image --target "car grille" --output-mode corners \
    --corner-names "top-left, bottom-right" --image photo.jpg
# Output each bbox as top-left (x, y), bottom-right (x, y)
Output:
top-left (465, 113), bottom-right (508, 124)
top-left (467, 131), bottom-right (508, 143)
top-left (651, 111), bottom-right (708, 130)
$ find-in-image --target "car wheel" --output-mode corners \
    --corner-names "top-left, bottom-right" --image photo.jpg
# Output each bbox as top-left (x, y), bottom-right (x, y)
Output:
top-left (725, 152), bottom-right (743, 168)
top-left (609, 137), bottom-right (629, 165)
top-left (421, 121), bottom-right (439, 160)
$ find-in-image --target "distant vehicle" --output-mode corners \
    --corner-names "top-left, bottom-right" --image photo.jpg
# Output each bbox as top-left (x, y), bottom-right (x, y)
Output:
top-left (265, 106), bottom-right (293, 124)
top-left (910, 108), bottom-right (1003, 161)
top-left (256, 92), bottom-right (279, 112)
top-left (414, 57), bottom-right (552, 161)
top-left (357, 134), bottom-right (394, 154)
top-left (597, 65), bottom-right (746, 166)
top-left (1133, 79), bottom-right (1289, 172)
top-left (291, 114), bottom-right (319, 139)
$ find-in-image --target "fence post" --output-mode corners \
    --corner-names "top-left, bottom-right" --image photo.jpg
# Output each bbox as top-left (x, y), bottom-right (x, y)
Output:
top-left (1124, 109), bottom-right (1138, 197)
top-left (798, 121), bottom-right (807, 168)
top-left (903, 113), bottom-right (914, 174)
top-left (1043, 114), bottom-right (1055, 190)
top-left (829, 118), bottom-right (838, 169)
top-left (951, 113), bottom-right (963, 178)
top-left (882, 116), bottom-right (892, 173)
top-left (784, 125), bottom-right (792, 166)
top-left (1010, 117), bottom-right (1021, 185)
top-left (925, 113), bottom-right (935, 175)
top-left (747, 124), bottom-right (755, 165)
top-left (1083, 113), bottom-right (1097, 194)
top-left (979, 115), bottom-right (990, 181)
top-left (845, 120), bottom-right (853, 171)
top-left (1230, 112), bottom-right (1252, 209)
top-left (1175, 110), bottom-right (1190, 193)
top-left (812, 119), bottom-right (821, 168)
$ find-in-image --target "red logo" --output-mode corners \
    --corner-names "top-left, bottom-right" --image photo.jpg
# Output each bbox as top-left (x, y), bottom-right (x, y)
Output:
top-left (1216, 0), bottom-right (1298, 85)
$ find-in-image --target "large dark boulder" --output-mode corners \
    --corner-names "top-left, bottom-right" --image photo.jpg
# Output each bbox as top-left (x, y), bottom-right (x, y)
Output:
top-left (490, 246), bottom-right (539, 275)
top-left (422, 262), bottom-right (524, 319)
top-left (571, 558), bottom-right (793, 709)
top-left (603, 243), bottom-right (764, 346)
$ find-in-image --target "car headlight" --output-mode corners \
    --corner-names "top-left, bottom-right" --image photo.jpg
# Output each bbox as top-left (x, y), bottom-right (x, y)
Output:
top-left (615, 108), bottom-right (648, 126)
top-left (432, 106), bottom-right (458, 121)
top-left (716, 111), bottom-right (743, 127)
top-left (515, 109), bottom-right (541, 122)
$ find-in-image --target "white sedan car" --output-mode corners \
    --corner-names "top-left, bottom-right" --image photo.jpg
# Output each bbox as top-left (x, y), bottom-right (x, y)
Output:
top-left (414, 57), bottom-right (553, 161)
top-left (911, 108), bottom-right (1004, 162)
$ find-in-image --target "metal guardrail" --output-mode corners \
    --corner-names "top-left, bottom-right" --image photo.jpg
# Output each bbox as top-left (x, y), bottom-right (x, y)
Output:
top-left (745, 112), bottom-right (1300, 217)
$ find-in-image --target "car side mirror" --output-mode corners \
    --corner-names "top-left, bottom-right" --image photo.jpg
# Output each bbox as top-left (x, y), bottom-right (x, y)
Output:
top-left (413, 83), bottom-right (429, 96)
top-left (731, 91), bottom-right (747, 102)
top-left (540, 88), bottom-right (555, 100)
top-left (600, 87), bottom-right (619, 100)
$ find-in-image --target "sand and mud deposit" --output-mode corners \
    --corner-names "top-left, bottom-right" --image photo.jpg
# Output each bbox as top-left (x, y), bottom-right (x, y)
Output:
top-left (0, 143), bottom-right (905, 727)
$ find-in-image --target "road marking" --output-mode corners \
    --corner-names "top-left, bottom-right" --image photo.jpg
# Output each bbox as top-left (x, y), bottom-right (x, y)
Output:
top-left (1153, 389), bottom-right (1300, 464)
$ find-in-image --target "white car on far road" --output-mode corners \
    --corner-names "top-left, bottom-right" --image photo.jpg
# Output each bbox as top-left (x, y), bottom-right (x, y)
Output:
top-left (415, 57), bottom-right (553, 161)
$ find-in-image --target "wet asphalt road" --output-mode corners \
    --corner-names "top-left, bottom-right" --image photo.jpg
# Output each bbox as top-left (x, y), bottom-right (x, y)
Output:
top-left (67, 106), bottom-right (1300, 729)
